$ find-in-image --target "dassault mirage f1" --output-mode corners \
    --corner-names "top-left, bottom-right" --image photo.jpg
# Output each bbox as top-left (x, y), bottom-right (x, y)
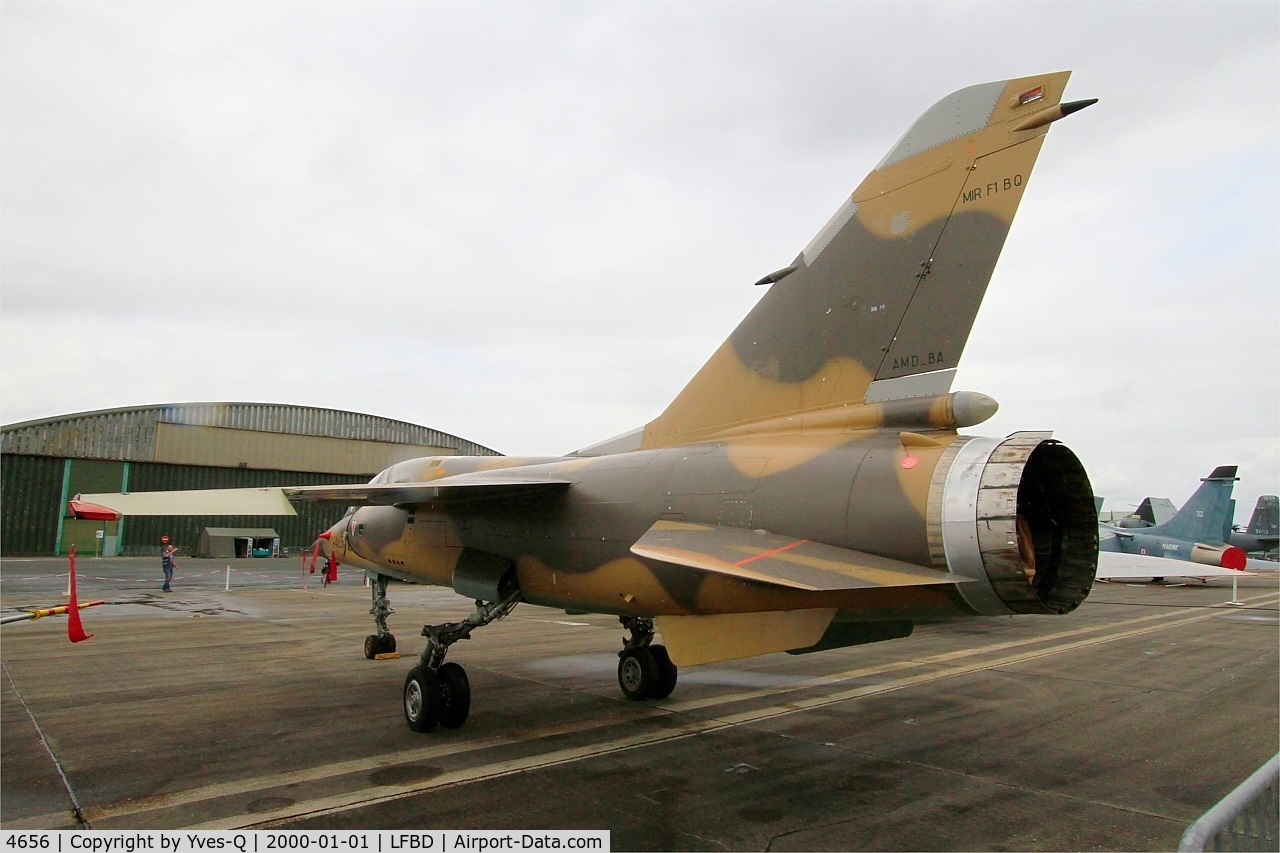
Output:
top-left (77, 72), bottom-right (1100, 733)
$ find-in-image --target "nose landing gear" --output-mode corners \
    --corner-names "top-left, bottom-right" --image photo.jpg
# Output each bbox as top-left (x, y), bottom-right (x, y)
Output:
top-left (364, 573), bottom-right (396, 658)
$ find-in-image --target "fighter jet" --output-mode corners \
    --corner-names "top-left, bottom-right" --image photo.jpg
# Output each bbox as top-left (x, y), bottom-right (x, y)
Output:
top-left (1229, 495), bottom-right (1279, 559)
top-left (1110, 496), bottom-right (1178, 529)
top-left (77, 72), bottom-right (1101, 733)
top-left (1095, 466), bottom-right (1257, 581)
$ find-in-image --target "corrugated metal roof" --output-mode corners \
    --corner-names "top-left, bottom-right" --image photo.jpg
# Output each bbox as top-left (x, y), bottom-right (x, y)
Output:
top-left (1, 402), bottom-right (500, 461)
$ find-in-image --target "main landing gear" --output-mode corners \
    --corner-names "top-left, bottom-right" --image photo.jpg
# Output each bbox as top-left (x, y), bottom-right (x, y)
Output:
top-left (367, 572), bottom-right (678, 731)
top-left (402, 590), bottom-right (521, 733)
top-left (617, 616), bottom-right (677, 701)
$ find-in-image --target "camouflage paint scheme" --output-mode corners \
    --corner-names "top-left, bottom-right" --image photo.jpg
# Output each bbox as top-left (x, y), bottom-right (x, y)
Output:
top-left (308, 71), bottom-right (1101, 667)
top-left (79, 72), bottom-right (1101, 683)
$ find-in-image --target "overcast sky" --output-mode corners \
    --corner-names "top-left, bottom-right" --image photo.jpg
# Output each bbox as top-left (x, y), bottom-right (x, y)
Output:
top-left (2, 1), bottom-right (1277, 522)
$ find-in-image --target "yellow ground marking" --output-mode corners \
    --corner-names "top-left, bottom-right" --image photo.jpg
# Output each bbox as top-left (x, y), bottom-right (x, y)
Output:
top-left (58, 590), bottom-right (1274, 830)
top-left (667, 590), bottom-right (1280, 713)
top-left (55, 710), bottom-right (669, 829)
top-left (193, 718), bottom-right (729, 830)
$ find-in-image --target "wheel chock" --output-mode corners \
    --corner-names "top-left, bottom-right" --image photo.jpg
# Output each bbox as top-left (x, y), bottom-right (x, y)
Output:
top-left (374, 652), bottom-right (401, 660)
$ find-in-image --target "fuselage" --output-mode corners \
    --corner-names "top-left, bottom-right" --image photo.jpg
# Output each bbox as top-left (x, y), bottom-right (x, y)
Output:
top-left (326, 428), bottom-right (1098, 624)
top-left (1098, 524), bottom-right (1248, 570)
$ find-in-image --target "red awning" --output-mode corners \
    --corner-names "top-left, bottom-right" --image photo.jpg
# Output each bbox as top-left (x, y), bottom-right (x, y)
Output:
top-left (68, 500), bottom-right (123, 521)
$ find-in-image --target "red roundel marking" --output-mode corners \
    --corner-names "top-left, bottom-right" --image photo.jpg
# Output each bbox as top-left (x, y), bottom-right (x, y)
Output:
top-left (901, 456), bottom-right (919, 469)
top-left (1221, 547), bottom-right (1247, 570)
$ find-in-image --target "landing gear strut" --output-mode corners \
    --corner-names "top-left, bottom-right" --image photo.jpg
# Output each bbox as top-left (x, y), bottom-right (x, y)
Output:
top-left (403, 590), bottom-right (521, 732)
top-left (617, 616), bottom-right (677, 701)
top-left (364, 574), bottom-right (396, 658)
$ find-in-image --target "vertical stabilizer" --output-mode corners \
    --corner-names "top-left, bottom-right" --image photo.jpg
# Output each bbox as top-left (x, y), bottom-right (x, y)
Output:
top-left (1247, 495), bottom-right (1279, 536)
top-left (1149, 466), bottom-right (1240, 544)
top-left (1135, 497), bottom-right (1177, 526)
top-left (644, 72), bottom-right (1093, 448)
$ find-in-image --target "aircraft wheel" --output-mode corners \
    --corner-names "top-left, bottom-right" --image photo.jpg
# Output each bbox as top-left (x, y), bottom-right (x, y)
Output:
top-left (404, 666), bottom-right (442, 732)
top-left (437, 662), bottom-right (471, 729)
top-left (365, 633), bottom-right (397, 658)
top-left (618, 647), bottom-right (658, 700)
top-left (649, 644), bottom-right (678, 699)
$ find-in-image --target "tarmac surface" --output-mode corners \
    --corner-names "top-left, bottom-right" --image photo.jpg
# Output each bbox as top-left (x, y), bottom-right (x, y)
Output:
top-left (2, 555), bottom-right (1277, 850)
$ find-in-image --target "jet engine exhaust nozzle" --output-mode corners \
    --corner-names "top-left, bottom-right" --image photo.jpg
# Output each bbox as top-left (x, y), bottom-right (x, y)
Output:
top-left (931, 434), bottom-right (1098, 616)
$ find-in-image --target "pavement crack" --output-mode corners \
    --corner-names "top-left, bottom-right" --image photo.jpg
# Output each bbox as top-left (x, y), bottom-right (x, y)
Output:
top-left (764, 815), bottom-right (859, 852)
top-left (2, 661), bottom-right (92, 829)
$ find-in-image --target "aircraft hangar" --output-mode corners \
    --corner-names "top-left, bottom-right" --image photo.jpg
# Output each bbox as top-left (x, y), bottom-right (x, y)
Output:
top-left (0, 403), bottom-right (499, 557)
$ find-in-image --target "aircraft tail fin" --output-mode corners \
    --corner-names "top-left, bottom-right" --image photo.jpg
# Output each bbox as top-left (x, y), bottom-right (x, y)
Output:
top-left (1135, 497), bottom-right (1177, 526)
top-left (1149, 466), bottom-right (1240, 544)
top-left (1246, 495), bottom-right (1279, 537)
top-left (642, 72), bottom-right (1094, 449)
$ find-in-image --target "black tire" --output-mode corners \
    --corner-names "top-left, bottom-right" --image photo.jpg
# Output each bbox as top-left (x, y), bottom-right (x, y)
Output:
top-left (618, 647), bottom-right (659, 700)
top-left (404, 666), bottom-right (441, 732)
top-left (437, 662), bottom-right (472, 729)
top-left (366, 633), bottom-right (397, 658)
top-left (649, 644), bottom-right (678, 699)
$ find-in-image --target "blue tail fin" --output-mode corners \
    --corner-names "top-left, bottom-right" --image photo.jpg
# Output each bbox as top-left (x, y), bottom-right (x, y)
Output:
top-left (1148, 466), bottom-right (1239, 544)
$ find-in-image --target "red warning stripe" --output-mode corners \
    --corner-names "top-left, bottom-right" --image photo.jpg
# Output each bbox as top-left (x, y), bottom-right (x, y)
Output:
top-left (733, 538), bottom-right (809, 567)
